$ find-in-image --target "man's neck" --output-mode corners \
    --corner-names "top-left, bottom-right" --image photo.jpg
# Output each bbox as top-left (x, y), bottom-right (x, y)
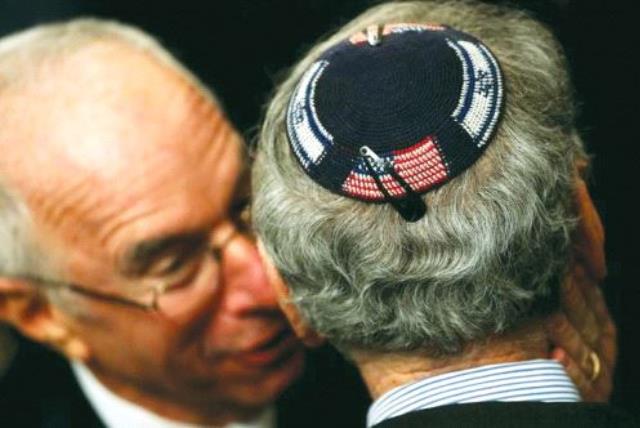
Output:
top-left (352, 321), bottom-right (549, 399)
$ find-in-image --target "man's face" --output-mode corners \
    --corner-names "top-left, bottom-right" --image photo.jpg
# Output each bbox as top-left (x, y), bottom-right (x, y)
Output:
top-left (3, 44), bottom-right (303, 423)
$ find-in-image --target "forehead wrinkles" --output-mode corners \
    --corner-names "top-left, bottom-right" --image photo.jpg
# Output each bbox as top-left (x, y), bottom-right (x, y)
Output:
top-left (94, 119), bottom-right (239, 251)
top-left (3, 43), bottom-right (239, 259)
top-left (48, 91), bottom-right (235, 250)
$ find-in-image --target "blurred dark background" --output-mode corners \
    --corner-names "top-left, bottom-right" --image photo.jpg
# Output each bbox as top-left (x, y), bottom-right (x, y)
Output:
top-left (1, 0), bottom-right (638, 422)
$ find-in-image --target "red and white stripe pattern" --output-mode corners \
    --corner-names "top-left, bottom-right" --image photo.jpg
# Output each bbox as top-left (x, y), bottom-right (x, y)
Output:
top-left (342, 136), bottom-right (448, 201)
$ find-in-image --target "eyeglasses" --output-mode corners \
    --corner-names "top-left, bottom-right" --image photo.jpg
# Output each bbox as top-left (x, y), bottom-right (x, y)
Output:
top-left (18, 228), bottom-right (241, 312)
top-left (13, 154), bottom-right (255, 312)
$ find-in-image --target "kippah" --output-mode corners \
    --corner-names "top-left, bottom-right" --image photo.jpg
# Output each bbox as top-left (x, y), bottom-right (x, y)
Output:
top-left (286, 23), bottom-right (503, 221)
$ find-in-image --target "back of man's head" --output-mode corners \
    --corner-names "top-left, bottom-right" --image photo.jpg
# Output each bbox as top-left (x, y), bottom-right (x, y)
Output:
top-left (253, 0), bottom-right (586, 357)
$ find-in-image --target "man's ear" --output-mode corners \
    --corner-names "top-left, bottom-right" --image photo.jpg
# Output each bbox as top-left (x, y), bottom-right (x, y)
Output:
top-left (257, 241), bottom-right (325, 347)
top-left (572, 173), bottom-right (606, 282)
top-left (0, 278), bottom-right (89, 361)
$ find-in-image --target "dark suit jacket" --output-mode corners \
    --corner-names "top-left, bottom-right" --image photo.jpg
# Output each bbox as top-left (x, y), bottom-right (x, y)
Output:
top-left (0, 334), bottom-right (370, 428)
top-left (373, 402), bottom-right (639, 428)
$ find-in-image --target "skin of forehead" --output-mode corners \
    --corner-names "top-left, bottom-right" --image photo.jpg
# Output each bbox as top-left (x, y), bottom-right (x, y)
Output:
top-left (0, 41), bottom-right (240, 276)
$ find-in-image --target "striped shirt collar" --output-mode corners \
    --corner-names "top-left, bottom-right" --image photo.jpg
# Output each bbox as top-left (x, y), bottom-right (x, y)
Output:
top-left (367, 358), bottom-right (580, 427)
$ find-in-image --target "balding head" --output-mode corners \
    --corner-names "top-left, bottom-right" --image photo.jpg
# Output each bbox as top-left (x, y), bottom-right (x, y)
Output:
top-left (0, 18), bottom-right (224, 277)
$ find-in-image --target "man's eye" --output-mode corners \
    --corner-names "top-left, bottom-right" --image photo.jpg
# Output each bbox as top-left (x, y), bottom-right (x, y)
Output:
top-left (148, 245), bottom-right (206, 278)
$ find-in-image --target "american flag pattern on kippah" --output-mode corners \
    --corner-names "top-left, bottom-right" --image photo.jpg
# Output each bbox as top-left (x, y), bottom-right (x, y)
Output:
top-left (342, 137), bottom-right (448, 201)
top-left (286, 23), bottom-right (503, 203)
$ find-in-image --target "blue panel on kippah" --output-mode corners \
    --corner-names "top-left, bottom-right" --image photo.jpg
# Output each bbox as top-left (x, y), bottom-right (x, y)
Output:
top-left (285, 23), bottom-right (503, 206)
top-left (287, 60), bottom-right (334, 168)
top-left (447, 39), bottom-right (503, 148)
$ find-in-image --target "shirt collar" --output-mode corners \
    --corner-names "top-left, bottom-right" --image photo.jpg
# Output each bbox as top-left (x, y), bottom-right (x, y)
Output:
top-left (367, 358), bottom-right (580, 427)
top-left (72, 362), bottom-right (275, 428)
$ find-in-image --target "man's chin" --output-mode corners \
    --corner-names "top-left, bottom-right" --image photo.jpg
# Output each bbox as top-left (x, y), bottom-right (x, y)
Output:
top-left (169, 348), bottom-right (304, 424)
top-left (170, 344), bottom-right (305, 407)
top-left (224, 346), bottom-right (306, 406)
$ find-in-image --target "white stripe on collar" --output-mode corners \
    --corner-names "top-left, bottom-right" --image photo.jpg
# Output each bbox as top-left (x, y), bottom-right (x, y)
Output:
top-left (72, 362), bottom-right (275, 428)
top-left (367, 359), bottom-right (580, 427)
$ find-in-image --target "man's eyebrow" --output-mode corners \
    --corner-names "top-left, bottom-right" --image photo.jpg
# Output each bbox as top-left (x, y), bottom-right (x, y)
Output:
top-left (120, 232), bottom-right (207, 276)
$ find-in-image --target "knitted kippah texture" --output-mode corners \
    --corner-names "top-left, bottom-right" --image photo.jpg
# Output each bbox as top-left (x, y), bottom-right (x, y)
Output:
top-left (286, 23), bottom-right (503, 209)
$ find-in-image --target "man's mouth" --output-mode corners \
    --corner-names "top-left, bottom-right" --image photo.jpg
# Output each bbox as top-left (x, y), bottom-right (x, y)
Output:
top-left (234, 328), bottom-right (300, 368)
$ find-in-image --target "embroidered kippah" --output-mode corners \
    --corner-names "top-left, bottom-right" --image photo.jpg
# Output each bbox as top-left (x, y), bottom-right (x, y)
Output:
top-left (286, 23), bottom-right (503, 221)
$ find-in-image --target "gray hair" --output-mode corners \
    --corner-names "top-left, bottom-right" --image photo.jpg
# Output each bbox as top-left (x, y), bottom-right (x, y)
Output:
top-left (0, 18), bottom-right (217, 279)
top-left (0, 184), bottom-right (40, 276)
top-left (253, 0), bottom-right (585, 356)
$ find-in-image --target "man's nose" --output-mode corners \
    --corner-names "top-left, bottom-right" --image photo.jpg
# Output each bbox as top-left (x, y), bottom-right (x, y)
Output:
top-left (217, 232), bottom-right (280, 314)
